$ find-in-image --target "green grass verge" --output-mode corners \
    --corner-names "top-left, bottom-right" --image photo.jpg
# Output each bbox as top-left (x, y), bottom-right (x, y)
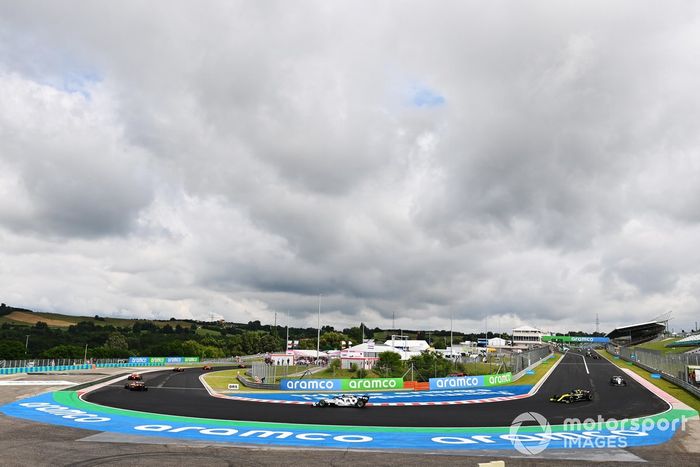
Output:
top-left (504, 353), bottom-right (561, 386)
top-left (599, 350), bottom-right (700, 413)
top-left (201, 369), bottom-right (248, 391)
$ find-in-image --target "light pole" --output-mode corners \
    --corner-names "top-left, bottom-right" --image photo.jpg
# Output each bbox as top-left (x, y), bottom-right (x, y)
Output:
top-left (83, 344), bottom-right (88, 363)
top-left (286, 310), bottom-right (290, 354)
top-left (450, 311), bottom-right (454, 366)
top-left (25, 335), bottom-right (29, 356)
top-left (316, 294), bottom-right (321, 364)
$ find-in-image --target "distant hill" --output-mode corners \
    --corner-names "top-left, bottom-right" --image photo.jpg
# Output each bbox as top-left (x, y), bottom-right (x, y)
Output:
top-left (0, 304), bottom-right (194, 329)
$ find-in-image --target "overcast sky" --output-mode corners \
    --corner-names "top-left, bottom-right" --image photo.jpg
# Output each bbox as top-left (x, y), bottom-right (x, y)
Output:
top-left (1, 1), bottom-right (699, 334)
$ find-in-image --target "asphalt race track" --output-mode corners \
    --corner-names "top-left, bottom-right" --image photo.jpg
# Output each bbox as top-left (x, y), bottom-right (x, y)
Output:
top-left (85, 352), bottom-right (669, 427)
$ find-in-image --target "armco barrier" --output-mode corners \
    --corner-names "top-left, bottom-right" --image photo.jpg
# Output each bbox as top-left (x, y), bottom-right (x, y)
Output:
top-left (236, 374), bottom-right (279, 390)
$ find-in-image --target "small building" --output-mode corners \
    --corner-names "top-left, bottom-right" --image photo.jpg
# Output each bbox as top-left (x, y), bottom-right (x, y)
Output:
top-left (383, 339), bottom-right (430, 352)
top-left (488, 337), bottom-right (508, 347)
top-left (512, 325), bottom-right (546, 348)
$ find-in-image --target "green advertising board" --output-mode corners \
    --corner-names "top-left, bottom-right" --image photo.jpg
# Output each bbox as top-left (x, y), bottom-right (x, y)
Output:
top-left (183, 357), bottom-right (200, 363)
top-left (340, 378), bottom-right (403, 391)
top-left (149, 357), bottom-right (166, 364)
top-left (483, 372), bottom-right (512, 386)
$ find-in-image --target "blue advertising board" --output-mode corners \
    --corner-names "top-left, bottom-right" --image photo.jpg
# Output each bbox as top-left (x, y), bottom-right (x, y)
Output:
top-left (279, 379), bottom-right (342, 391)
top-left (429, 373), bottom-right (512, 390)
top-left (128, 357), bottom-right (149, 364)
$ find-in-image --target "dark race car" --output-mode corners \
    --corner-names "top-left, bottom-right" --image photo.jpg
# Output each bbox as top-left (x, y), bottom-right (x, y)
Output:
top-left (124, 381), bottom-right (148, 391)
top-left (314, 394), bottom-right (369, 408)
top-left (550, 388), bottom-right (593, 403)
top-left (172, 367), bottom-right (185, 372)
top-left (610, 375), bottom-right (627, 386)
top-left (127, 373), bottom-right (142, 381)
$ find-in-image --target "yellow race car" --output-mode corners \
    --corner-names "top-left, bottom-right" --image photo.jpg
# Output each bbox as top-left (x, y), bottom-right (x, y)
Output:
top-left (550, 389), bottom-right (592, 403)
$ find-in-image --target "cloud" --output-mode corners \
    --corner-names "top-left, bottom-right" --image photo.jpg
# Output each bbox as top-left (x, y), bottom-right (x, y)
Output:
top-left (0, 1), bottom-right (699, 333)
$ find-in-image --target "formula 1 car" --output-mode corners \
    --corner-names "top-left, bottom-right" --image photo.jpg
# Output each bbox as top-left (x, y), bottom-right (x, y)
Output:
top-left (127, 373), bottom-right (142, 380)
top-left (550, 389), bottom-right (593, 403)
top-left (124, 381), bottom-right (148, 391)
top-left (202, 365), bottom-right (213, 371)
top-left (610, 375), bottom-right (627, 386)
top-left (172, 367), bottom-right (185, 372)
top-left (313, 394), bottom-right (369, 408)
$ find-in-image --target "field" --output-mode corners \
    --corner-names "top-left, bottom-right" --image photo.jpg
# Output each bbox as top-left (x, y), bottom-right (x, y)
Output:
top-left (0, 309), bottom-right (194, 330)
top-left (3, 311), bottom-right (74, 327)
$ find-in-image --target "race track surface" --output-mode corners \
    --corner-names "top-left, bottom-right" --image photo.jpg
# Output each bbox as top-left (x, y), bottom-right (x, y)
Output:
top-left (85, 352), bottom-right (669, 427)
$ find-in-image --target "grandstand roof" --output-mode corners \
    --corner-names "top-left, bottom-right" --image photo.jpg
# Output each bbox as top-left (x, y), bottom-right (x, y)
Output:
top-left (607, 320), bottom-right (666, 345)
top-left (607, 320), bottom-right (666, 334)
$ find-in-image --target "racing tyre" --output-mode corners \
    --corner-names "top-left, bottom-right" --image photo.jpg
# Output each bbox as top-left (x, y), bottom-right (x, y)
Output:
top-left (355, 400), bottom-right (366, 408)
top-left (587, 394), bottom-right (592, 400)
top-left (318, 400), bottom-right (327, 407)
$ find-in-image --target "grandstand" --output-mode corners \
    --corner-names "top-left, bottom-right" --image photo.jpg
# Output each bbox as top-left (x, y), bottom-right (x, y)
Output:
top-left (607, 320), bottom-right (666, 346)
top-left (666, 333), bottom-right (700, 348)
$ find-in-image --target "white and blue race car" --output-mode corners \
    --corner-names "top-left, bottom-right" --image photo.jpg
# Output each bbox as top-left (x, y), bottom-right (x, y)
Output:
top-left (313, 394), bottom-right (369, 408)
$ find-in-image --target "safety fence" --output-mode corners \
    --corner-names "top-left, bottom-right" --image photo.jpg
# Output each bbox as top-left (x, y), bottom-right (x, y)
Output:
top-left (0, 356), bottom-right (202, 374)
top-left (1, 358), bottom-right (88, 369)
top-left (510, 345), bottom-right (552, 375)
top-left (0, 356), bottom-right (207, 369)
top-left (0, 364), bottom-right (91, 375)
top-left (606, 345), bottom-right (700, 399)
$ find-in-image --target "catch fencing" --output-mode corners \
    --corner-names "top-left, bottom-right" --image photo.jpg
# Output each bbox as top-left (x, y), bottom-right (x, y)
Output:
top-left (510, 345), bottom-right (552, 375)
top-left (1, 358), bottom-right (88, 369)
top-left (607, 345), bottom-right (700, 398)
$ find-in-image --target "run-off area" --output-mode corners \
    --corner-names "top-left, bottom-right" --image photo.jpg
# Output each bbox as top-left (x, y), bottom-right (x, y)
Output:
top-left (0, 391), bottom-right (693, 451)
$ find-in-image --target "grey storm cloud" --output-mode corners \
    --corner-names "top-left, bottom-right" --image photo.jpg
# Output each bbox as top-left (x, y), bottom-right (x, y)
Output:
top-left (1, 1), bottom-right (699, 333)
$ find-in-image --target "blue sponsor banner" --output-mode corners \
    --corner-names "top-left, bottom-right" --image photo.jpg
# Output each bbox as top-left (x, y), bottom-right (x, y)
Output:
top-left (279, 378), bottom-right (342, 391)
top-left (430, 375), bottom-right (486, 390)
top-left (571, 337), bottom-right (610, 343)
top-left (166, 357), bottom-right (184, 363)
top-left (128, 357), bottom-right (149, 364)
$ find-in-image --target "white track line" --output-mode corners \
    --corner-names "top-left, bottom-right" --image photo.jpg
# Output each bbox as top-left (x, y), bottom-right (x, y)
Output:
top-left (580, 353), bottom-right (589, 374)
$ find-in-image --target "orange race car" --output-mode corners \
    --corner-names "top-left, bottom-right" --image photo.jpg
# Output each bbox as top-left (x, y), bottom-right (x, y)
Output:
top-left (202, 365), bottom-right (213, 370)
top-left (124, 381), bottom-right (148, 391)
